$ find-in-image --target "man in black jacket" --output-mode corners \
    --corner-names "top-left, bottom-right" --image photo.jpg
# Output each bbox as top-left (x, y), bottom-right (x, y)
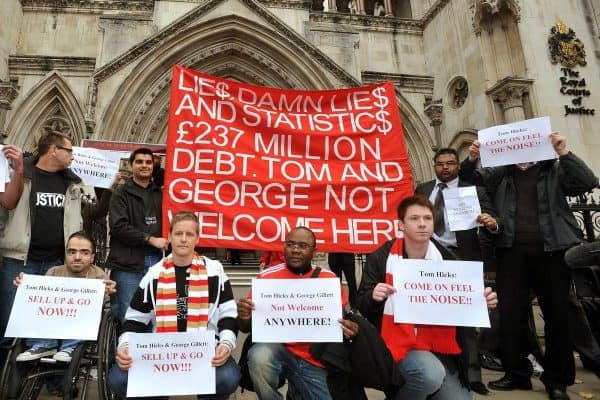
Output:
top-left (415, 147), bottom-right (499, 395)
top-left (107, 147), bottom-right (167, 321)
top-left (460, 132), bottom-right (598, 400)
top-left (356, 195), bottom-right (497, 400)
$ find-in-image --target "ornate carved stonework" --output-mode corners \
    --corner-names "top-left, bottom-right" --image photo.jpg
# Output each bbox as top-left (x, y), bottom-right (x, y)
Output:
top-left (421, 0), bottom-right (451, 28)
top-left (310, 11), bottom-right (422, 32)
top-left (20, 0), bottom-right (154, 13)
top-left (0, 81), bottom-right (19, 109)
top-left (486, 76), bottom-right (533, 110)
top-left (471, 0), bottom-right (521, 34)
top-left (424, 99), bottom-right (443, 127)
top-left (548, 20), bottom-right (587, 68)
top-left (259, 0), bottom-right (312, 9)
top-left (43, 106), bottom-right (72, 135)
top-left (448, 77), bottom-right (468, 108)
top-left (93, 1), bottom-right (358, 88)
top-left (362, 71), bottom-right (434, 95)
top-left (9, 56), bottom-right (96, 74)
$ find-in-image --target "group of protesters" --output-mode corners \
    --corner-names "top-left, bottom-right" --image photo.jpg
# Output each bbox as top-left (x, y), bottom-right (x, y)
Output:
top-left (0, 128), bottom-right (597, 400)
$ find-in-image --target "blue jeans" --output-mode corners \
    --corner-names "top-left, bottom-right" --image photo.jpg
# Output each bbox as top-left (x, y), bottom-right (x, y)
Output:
top-left (111, 254), bottom-right (161, 322)
top-left (26, 338), bottom-right (80, 352)
top-left (394, 350), bottom-right (473, 400)
top-left (248, 343), bottom-right (331, 400)
top-left (108, 355), bottom-right (240, 399)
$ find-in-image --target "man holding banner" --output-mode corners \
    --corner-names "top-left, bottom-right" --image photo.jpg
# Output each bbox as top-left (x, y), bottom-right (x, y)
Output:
top-left (460, 132), bottom-right (598, 399)
top-left (237, 227), bottom-right (359, 400)
top-left (356, 195), bottom-right (498, 400)
top-left (108, 211), bottom-right (240, 399)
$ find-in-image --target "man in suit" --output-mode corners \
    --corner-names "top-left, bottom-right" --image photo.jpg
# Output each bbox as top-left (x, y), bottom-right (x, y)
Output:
top-left (415, 147), bottom-right (499, 395)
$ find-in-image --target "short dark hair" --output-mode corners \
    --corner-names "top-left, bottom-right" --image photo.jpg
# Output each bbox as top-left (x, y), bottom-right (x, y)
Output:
top-left (66, 231), bottom-right (95, 253)
top-left (397, 195), bottom-right (435, 221)
top-left (433, 147), bottom-right (458, 163)
top-left (169, 211), bottom-right (199, 234)
top-left (128, 148), bottom-right (154, 165)
top-left (37, 131), bottom-right (72, 156)
top-left (287, 226), bottom-right (317, 246)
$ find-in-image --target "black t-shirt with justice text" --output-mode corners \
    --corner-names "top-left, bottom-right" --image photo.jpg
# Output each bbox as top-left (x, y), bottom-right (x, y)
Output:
top-left (28, 168), bottom-right (68, 261)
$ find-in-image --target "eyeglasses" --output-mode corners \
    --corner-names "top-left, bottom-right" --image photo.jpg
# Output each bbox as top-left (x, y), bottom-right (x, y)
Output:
top-left (434, 161), bottom-right (458, 168)
top-left (284, 240), bottom-right (313, 250)
top-left (56, 145), bottom-right (73, 154)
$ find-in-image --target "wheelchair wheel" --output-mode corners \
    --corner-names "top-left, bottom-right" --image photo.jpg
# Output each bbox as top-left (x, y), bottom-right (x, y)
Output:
top-left (62, 343), bottom-right (92, 400)
top-left (17, 374), bottom-right (43, 400)
top-left (0, 339), bottom-right (29, 400)
top-left (97, 312), bottom-right (119, 400)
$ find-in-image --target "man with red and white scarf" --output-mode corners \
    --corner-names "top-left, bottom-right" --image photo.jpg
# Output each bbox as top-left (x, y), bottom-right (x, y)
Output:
top-left (108, 211), bottom-right (240, 400)
top-left (356, 195), bottom-right (497, 400)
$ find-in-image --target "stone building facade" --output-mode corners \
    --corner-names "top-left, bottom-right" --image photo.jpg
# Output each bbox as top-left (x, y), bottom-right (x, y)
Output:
top-left (0, 0), bottom-right (599, 183)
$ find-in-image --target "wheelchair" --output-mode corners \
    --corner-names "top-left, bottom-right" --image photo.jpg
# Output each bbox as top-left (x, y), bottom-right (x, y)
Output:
top-left (0, 309), bottom-right (120, 400)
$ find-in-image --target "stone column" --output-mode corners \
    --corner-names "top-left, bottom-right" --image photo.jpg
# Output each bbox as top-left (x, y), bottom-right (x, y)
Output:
top-left (424, 99), bottom-right (443, 150)
top-left (357, 0), bottom-right (365, 14)
top-left (327, 0), bottom-right (337, 11)
top-left (384, 0), bottom-right (393, 16)
top-left (486, 77), bottom-right (533, 123)
top-left (0, 80), bottom-right (19, 142)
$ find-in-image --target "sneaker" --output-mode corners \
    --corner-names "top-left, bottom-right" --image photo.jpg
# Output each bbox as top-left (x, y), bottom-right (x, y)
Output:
top-left (53, 347), bottom-right (75, 363)
top-left (15, 346), bottom-right (57, 362)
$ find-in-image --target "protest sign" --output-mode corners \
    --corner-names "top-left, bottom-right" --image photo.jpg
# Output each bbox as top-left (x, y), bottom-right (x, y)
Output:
top-left (443, 186), bottom-right (481, 231)
top-left (252, 278), bottom-right (343, 342)
top-left (71, 146), bottom-right (125, 188)
top-left (6, 274), bottom-right (105, 340)
top-left (478, 116), bottom-right (554, 167)
top-left (127, 332), bottom-right (215, 397)
top-left (391, 259), bottom-right (489, 327)
top-left (164, 65), bottom-right (413, 253)
top-left (0, 145), bottom-right (11, 192)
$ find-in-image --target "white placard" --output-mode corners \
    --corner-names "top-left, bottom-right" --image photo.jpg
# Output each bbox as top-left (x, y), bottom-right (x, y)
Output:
top-left (443, 186), bottom-right (482, 231)
top-left (478, 116), bottom-right (555, 167)
top-left (71, 147), bottom-right (125, 188)
top-left (252, 278), bottom-right (343, 343)
top-left (391, 259), bottom-right (490, 327)
top-left (127, 332), bottom-right (215, 397)
top-left (0, 145), bottom-right (11, 192)
top-left (6, 274), bottom-right (105, 340)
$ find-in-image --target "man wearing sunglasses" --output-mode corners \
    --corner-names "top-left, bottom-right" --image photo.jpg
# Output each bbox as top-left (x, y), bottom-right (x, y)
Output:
top-left (0, 131), bottom-right (95, 366)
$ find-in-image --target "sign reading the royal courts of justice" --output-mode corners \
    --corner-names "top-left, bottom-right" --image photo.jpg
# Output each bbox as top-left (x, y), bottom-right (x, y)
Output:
top-left (163, 65), bottom-right (413, 253)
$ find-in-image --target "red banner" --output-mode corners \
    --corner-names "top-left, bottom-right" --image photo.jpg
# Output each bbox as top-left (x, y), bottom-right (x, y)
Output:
top-left (164, 65), bottom-right (413, 253)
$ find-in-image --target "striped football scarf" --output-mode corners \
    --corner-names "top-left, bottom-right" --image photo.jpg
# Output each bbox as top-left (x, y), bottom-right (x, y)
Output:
top-left (156, 252), bottom-right (209, 332)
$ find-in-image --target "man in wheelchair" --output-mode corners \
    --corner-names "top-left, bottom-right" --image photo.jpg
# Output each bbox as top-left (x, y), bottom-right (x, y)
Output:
top-left (12, 231), bottom-right (117, 363)
top-left (108, 211), bottom-right (240, 399)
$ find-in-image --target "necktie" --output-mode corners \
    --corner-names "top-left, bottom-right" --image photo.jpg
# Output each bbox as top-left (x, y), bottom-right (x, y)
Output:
top-left (434, 182), bottom-right (447, 236)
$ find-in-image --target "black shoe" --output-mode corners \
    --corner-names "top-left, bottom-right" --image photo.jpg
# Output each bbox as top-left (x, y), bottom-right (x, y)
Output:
top-left (488, 375), bottom-right (532, 391)
top-left (479, 352), bottom-right (504, 371)
top-left (470, 381), bottom-right (489, 395)
top-left (547, 388), bottom-right (570, 400)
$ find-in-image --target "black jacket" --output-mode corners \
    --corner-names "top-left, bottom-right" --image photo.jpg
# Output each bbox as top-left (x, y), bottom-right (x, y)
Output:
top-left (415, 179), bottom-right (499, 261)
top-left (355, 238), bottom-right (471, 387)
top-left (107, 179), bottom-right (162, 272)
top-left (460, 152), bottom-right (598, 251)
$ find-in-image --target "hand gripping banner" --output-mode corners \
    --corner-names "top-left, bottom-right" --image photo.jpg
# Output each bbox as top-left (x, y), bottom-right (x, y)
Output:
top-left (164, 65), bottom-right (413, 253)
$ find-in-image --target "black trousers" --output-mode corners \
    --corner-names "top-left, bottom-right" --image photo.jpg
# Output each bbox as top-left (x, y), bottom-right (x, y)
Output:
top-left (496, 244), bottom-right (575, 389)
top-left (329, 260), bottom-right (357, 307)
